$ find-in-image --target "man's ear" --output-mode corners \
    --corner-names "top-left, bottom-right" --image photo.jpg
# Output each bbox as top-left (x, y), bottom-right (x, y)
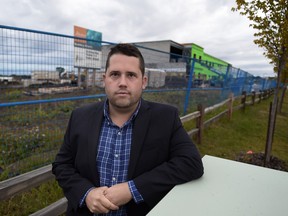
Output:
top-left (142, 76), bottom-right (148, 89)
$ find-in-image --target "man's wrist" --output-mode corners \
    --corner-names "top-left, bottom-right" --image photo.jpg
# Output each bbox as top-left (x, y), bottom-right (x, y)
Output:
top-left (128, 180), bottom-right (144, 204)
top-left (79, 187), bottom-right (95, 207)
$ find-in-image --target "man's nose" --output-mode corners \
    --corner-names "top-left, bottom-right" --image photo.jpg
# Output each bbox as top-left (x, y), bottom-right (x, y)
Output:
top-left (118, 75), bottom-right (127, 86)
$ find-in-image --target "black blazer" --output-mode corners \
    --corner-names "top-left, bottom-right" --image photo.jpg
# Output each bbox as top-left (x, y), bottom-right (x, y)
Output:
top-left (52, 99), bottom-right (204, 216)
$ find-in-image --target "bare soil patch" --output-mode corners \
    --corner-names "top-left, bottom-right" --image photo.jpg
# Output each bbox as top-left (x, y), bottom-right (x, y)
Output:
top-left (236, 152), bottom-right (288, 172)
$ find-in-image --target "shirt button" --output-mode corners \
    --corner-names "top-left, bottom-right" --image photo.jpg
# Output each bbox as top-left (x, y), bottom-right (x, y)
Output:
top-left (117, 131), bottom-right (121, 135)
top-left (115, 154), bottom-right (119, 158)
top-left (112, 177), bottom-right (116, 181)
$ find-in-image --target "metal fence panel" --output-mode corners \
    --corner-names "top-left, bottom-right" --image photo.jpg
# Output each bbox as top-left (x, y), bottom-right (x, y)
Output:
top-left (0, 25), bottom-right (276, 179)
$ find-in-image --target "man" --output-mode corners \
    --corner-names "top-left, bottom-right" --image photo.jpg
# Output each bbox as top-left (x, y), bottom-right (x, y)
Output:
top-left (52, 43), bottom-right (204, 216)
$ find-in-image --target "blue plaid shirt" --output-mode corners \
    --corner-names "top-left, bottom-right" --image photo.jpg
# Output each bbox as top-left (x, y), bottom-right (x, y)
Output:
top-left (94, 100), bottom-right (143, 216)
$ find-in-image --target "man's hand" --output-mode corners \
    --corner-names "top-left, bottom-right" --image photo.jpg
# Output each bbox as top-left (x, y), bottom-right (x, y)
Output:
top-left (104, 182), bottom-right (133, 206)
top-left (85, 186), bottom-right (119, 214)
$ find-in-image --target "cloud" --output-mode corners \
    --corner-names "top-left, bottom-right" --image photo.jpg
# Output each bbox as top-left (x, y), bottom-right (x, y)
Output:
top-left (0, 0), bottom-right (275, 77)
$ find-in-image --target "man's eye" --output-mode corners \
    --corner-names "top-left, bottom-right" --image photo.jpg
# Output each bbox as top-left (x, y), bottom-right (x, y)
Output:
top-left (128, 73), bottom-right (136, 77)
top-left (111, 72), bottom-right (119, 77)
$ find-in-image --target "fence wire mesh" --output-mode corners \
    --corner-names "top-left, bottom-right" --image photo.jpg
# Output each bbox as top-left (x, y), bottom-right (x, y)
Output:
top-left (0, 25), bottom-right (276, 179)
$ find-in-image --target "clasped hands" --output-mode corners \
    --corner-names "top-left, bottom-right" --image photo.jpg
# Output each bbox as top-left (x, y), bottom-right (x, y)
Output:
top-left (85, 182), bottom-right (132, 214)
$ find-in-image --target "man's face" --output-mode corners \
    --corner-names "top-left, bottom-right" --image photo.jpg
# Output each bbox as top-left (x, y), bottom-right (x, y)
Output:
top-left (104, 54), bottom-right (147, 111)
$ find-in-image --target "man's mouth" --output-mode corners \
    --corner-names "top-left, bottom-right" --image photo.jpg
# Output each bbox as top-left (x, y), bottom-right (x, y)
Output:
top-left (116, 91), bottom-right (129, 95)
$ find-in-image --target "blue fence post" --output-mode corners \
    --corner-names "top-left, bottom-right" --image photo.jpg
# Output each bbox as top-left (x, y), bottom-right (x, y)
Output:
top-left (221, 64), bottom-right (231, 100)
top-left (183, 58), bottom-right (196, 115)
top-left (261, 78), bottom-right (266, 91)
top-left (241, 71), bottom-right (247, 93)
top-left (248, 76), bottom-right (254, 93)
top-left (223, 64), bottom-right (231, 89)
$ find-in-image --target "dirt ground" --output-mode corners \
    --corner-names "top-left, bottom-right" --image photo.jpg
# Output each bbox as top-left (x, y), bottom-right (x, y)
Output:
top-left (236, 152), bottom-right (288, 172)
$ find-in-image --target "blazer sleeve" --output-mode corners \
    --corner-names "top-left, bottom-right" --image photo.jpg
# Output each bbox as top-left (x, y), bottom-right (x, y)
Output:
top-left (132, 104), bottom-right (204, 208)
top-left (52, 108), bottom-right (97, 212)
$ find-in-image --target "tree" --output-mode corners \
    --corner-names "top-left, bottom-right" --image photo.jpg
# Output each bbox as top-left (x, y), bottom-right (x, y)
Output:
top-left (232, 0), bottom-right (288, 164)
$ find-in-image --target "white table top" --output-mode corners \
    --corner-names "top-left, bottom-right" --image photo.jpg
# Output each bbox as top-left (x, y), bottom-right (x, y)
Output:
top-left (147, 155), bottom-right (288, 216)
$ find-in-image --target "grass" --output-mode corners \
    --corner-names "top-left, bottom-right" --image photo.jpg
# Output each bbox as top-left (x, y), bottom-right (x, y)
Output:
top-left (0, 180), bottom-right (63, 216)
top-left (0, 90), bottom-right (287, 216)
top-left (197, 92), bottom-right (288, 166)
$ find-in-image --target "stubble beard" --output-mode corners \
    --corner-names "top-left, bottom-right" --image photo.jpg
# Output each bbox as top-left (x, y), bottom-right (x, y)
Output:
top-left (110, 94), bottom-right (140, 112)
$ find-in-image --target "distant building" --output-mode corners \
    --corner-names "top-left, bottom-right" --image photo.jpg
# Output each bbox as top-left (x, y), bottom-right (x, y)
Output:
top-left (101, 40), bottom-right (232, 81)
top-left (186, 43), bottom-right (231, 80)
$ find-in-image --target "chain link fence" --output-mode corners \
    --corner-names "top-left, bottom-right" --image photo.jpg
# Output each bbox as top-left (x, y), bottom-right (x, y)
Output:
top-left (0, 25), bottom-right (276, 179)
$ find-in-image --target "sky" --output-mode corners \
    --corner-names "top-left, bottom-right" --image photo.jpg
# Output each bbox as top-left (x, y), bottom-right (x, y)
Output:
top-left (0, 0), bottom-right (276, 77)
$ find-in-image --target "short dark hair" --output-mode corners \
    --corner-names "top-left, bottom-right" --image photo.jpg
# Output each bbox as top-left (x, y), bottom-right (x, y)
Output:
top-left (105, 43), bottom-right (145, 76)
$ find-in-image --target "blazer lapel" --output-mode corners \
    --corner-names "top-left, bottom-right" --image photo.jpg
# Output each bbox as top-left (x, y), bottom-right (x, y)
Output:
top-left (128, 100), bottom-right (151, 179)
